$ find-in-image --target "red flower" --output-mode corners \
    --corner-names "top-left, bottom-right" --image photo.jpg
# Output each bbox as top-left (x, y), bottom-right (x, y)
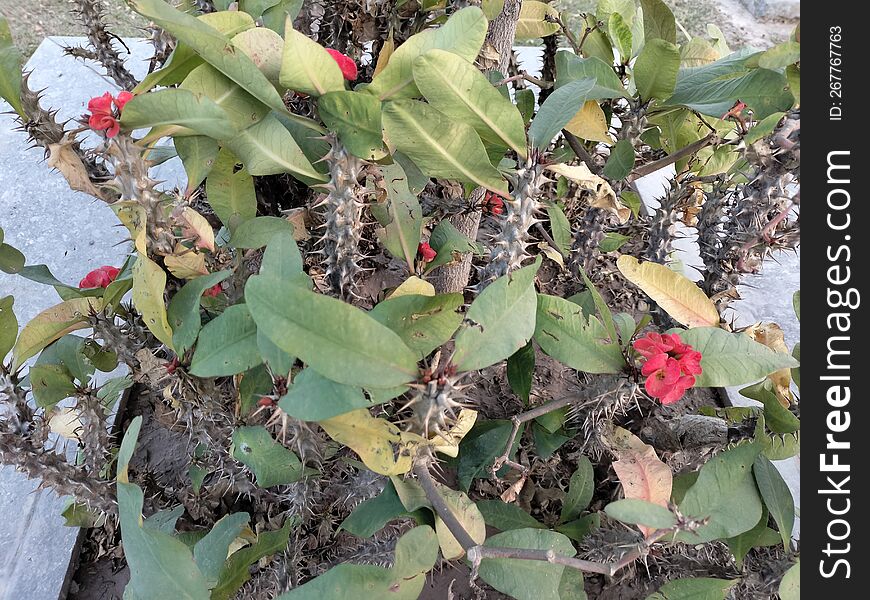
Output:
top-left (114, 91), bottom-right (134, 111)
top-left (633, 331), bottom-right (702, 405)
top-left (203, 283), bottom-right (223, 298)
top-left (86, 91), bottom-right (133, 138)
top-left (417, 242), bottom-right (437, 263)
top-left (79, 265), bottom-right (120, 289)
top-left (483, 191), bottom-right (505, 215)
top-left (325, 48), bottom-right (358, 81)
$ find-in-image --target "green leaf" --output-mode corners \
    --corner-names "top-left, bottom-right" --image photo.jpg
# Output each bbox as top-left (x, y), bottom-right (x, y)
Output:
top-left (97, 375), bottom-right (133, 410)
top-left (533, 426), bottom-right (570, 459)
top-left (603, 138), bottom-right (635, 180)
top-left (0, 14), bottom-right (23, 117)
top-left (279, 368), bottom-right (370, 421)
top-left (229, 216), bottom-right (295, 249)
top-left (529, 79), bottom-right (596, 149)
top-left (506, 341), bottom-right (535, 404)
top-left (28, 364), bottom-right (77, 409)
top-left (600, 232), bottom-right (630, 253)
top-left (193, 512), bottom-right (250, 587)
top-left (279, 19), bottom-right (345, 96)
top-left (424, 220), bottom-right (479, 274)
top-left (605, 499), bottom-right (677, 529)
top-left (246, 276), bottom-right (419, 388)
top-left (121, 88), bottom-right (236, 138)
top-left (515, 1), bottom-right (560, 40)
top-left (556, 513), bottom-right (600, 542)
top-left (665, 52), bottom-right (794, 119)
top-left (129, 0), bottom-right (288, 115)
top-left (478, 529), bottom-right (576, 600)
top-left (646, 578), bottom-right (736, 600)
top-left (477, 500), bottom-right (545, 531)
top-left (555, 52), bottom-right (628, 97)
top-left (339, 481), bottom-right (413, 537)
top-left (261, 231), bottom-right (305, 281)
top-left (37, 334), bottom-right (95, 384)
top-left (371, 162), bottom-right (423, 269)
top-left (179, 63), bottom-right (269, 130)
top-left (739, 380), bottom-right (799, 434)
top-left (232, 426), bottom-right (307, 487)
top-left (175, 136), bottom-right (220, 193)
top-left (382, 99), bottom-right (508, 196)
top-left (211, 519), bottom-right (295, 600)
top-left (318, 91), bottom-right (384, 160)
top-left (277, 526), bottom-right (439, 600)
top-left (674, 327), bottom-right (799, 388)
top-left (516, 88), bottom-right (535, 125)
top-left (167, 270), bottom-right (233, 355)
top-left (753, 455), bottom-right (794, 549)
top-left (190, 304), bottom-right (262, 377)
top-left (778, 562), bottom-right (800, 600)
top-left (205, 148), bottom-right (257, 229)
top-left (677, 442), bottom-right (763, 542)
top-left (0, 295), bottom-right (17, 359)
top-left (561, 455), bottom-right (595, 522)
top-left (608, 12), bottom-right (633, 63)
top-left (225, 113), bottom-right (326, 181)
top-left (757, 41), bottom-right (800, 69)
top-left (545, 203), bottom-right (573, 255)
top-left (634, 38), bottom-right (680, 100)
top-left (534, 294), bottom-right (625, 374)
top-left (639, 0), bottom-right (676, 44)
top-left (0, 242), bottom-right (24, 274)
top-left (453, 259), bottom-right (540, 372)
top-left (413, 49), bottom-right (527, 159)
top-left (369, 293), bottom-right (464, 358)
top-left (116, 417), bottom-right (211, 600)
top-left (458, 420), bottom-right (518, 490)
top-left (367, 6), bottom-right (488, 100)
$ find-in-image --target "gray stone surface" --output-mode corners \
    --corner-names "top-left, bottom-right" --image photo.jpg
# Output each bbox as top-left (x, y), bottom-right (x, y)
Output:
top-left (739, 0), bottom-right (800, 20)
top-left (0, 37), bottom-right (181, 600)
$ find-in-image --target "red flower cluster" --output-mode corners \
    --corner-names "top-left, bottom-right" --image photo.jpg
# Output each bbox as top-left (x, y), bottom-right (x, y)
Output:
top-left (87, 91), bottom-right (133, 138)
top-left (633, 332), bottom-right (702, 405)
top-left (79, 265), bottom-right (120, 289)
top-left (203, 283), bottom-right (223, 298)
top-left (417, 242), bottom-right (437, 263)
top-left (325, 49), bottom-right (358, 81)
top-left (483, 191), bottom-right (505, 215)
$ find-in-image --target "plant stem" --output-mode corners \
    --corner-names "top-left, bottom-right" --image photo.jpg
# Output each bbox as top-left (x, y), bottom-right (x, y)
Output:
top-left (562, 129), bottom-right (601, 174)
top-left (629, 134), bottom-right (719, 180)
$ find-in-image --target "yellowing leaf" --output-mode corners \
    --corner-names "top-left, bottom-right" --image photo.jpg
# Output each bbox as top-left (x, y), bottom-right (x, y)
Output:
top-left (164, 244), bottom-right (209, 279)
top-left (744, 322), bottom-right (794, 406)
top-left (617, 255), bottom-right (719, 328)
top-left (279, 17), bottom-right (345, 96)
top-left (536, 242), bottom-right (565, 269)
top-left (133, 254), bottom-right (175, 350)
top-left (545, 163), bottom-right (628, 223)
top-left (373, 31), bottom-right (395, 77)
top-left (435, 486), bottom-right (486, 559)
top-left (430, 409), bottom-right (477, 457)
top-left (515, 1), bottom-right (560, 40)
top-left (564, 101), bottom-right (612, 144)
top-left (112, 202), bottom-right (148, 254)
top-left (12, 297), bottom-right (102, 369)
top-left (179, 207), bottom-right (215, 252)
top-left (388, 276), bottom-right (436, 299)
top-left (319, 409), bottom-right (425, 475)
top-left (610, 426), bottom-right (672, 536)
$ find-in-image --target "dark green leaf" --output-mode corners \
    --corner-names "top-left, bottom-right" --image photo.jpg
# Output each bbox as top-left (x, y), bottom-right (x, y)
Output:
top-left (167, 270), bottom-right (233, 355)
top-left (561, 455), bottom-right (595, 522)
top-left (753, 455), bottom-right (794, 549)
top-left (507, 341), bottom-right (535, 404)
top-left (477, 500), bottom-right (546, 531)
top-left (602, 139), bottom-right (635, 180)
top-left (279, 368), bottom-right (370, 421)
top-left (211, 518), bottom-right (296, 600)
top-left (640, 0), bottom-right (676, 44)
top-left (339, 481), bottom-right (411, 538)
top-left (369, 293), bottom-right (464, 358)
top-left (175, 136), bottom-right (220, 192)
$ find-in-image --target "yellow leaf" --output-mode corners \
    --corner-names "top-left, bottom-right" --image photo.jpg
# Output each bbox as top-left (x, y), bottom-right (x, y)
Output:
top-left (744, 322), bottom-right (794, 406)
top-left (179, 207), bottom-right (215, 252)
top-left (430, 409), bottom-right (477, 457)
top-left (132, 253), bottom-right (175, 350)
top-left (388, 276), bottom-right (436, 299)
top-left (319, 409), bottom-right (425, 475)
top-left (617, 255), bottom-right (719, 328)
top-left (536, 242), bottom-right (565, 270)
top-left (434, 485), bottom-right (486, 559)
top-left (112, 202), bottom-right (148, 255)
top-left (12, 297), bottom-right (102, 369)
top-left (610, 426), bottom-right (672, 536)
top-left (164, 243), bottom-right (209, 279)
top-left (515, 1), bottom-right (560, 40)
top-left (373, 31), bottom-right (394, 77)
top-left (565, 101), bottom-right (612, 144)
top-left (545, 163), bottom-right (628, 223)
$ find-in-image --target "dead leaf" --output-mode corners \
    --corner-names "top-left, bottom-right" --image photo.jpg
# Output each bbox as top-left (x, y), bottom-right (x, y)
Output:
top-left (609, 426), bottom-right (673, 536)
top-left (565, 101), bottom-right (612, 144)
top-left (430, 409), bottom-right (478, 457)
top-left (49, 407), bottom-right (83, 440)
top-left (545, 163), bottom-right (628, 223)
top-left (283, 208), bottom-right (311, 241)
top-left (373, 31), bottom-right (395, 77)
top-left (47, 135), bottom-right (105, 200)
top-left (744, 322), bottom-right (794, 406)
top-left (476, 42), bottom-right (501, 71)
top-left (536, 242), bottom-right (565, 269)
top-left (164, 243), bottom-right (209, 279)
top-left (178, 207), bottom-right (215, 252)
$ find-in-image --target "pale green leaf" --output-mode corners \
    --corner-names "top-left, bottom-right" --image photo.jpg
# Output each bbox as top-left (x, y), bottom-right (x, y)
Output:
top-left (190, 304), bottom-right (262, 377)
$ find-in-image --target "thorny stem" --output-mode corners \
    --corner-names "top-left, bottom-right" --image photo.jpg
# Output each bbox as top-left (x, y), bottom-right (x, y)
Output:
top-left (735, 192), bottom-right (799, 271)
top-left (414, 458), bottom-right (676, 578)
top-left (562, 129), bottom-right (601, 174)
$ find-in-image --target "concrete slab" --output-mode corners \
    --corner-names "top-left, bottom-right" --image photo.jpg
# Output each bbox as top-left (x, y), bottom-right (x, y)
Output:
top-left (0, 36), bottom-right (182, 600)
